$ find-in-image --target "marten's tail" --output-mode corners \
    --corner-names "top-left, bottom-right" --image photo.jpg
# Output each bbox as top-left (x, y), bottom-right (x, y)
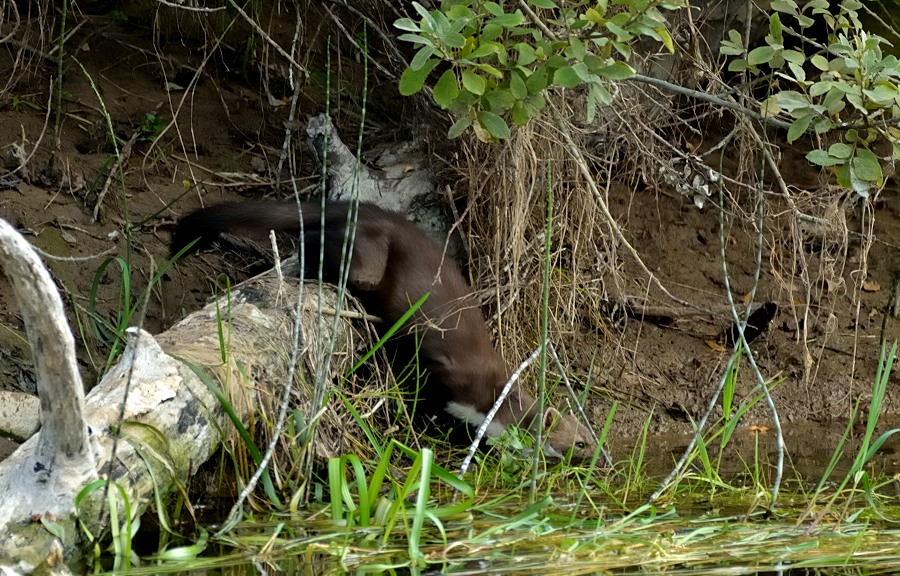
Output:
top-left (169, 201), bottom-right (353, 258)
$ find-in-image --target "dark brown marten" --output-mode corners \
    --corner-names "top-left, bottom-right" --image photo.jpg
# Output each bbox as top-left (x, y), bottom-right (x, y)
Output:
top-left (171, 201), bottom-right (596, 461)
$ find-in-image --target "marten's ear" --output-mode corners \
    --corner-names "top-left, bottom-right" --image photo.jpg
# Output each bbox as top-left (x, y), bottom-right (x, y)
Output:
top-left (542, 406), bottom-right (561, 430)
top-left (347, 228), bottom-right (390, 290)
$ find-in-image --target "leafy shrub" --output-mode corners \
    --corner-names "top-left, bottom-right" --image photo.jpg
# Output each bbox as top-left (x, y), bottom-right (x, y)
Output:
top-left (721, 0), bottom-right (899, 197)
top-left (394, 0), bottom-right (682, 141)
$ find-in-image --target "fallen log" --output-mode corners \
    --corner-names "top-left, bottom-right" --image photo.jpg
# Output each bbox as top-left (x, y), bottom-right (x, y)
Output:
top-left (0, 215), bottom-right (357, 573)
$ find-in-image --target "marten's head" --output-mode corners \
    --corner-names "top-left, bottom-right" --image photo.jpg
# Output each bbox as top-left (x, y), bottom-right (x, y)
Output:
top-left (542, 407), bottom-right (598, 463)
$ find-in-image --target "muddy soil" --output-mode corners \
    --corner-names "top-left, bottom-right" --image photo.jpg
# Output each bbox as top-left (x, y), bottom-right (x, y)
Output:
top-left (2, 11), bottom-right (899, 465)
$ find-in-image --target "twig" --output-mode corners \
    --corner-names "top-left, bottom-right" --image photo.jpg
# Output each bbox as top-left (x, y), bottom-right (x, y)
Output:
top-left (0, 80), bottom-right (53, 181)
top-left (323, 5), bottom-right (396, 79)
top-left (458, 346), bottom-right (542, 478)
top-left (517, 0), bottom-right (557, 41)
top-left (154, 0), bottom-right (225, 12)
top-left (322, 0), bottom-right (409, 68)
top-left (0, 0), bottom-right (19, 44)
top-left (274, 12), bottom-right (306, 192)
top-left (628, 73), bottom-right (792, 130)
top-left (224, 0), bottom-right (309, 79)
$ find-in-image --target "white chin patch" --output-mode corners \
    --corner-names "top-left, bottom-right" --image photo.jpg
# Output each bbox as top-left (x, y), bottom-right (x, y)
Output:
top-left (445, 402), bottom-right (506, 438)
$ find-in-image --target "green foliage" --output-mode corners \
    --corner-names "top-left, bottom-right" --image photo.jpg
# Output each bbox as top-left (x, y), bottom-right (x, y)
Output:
top-left (395, 0), bottom-right (683, 141)
top-left (327, 442), bottom-right (473, 567)
top-left (721, 0), bottom-right (900, 197)
top-left (9, 95), bottom-right (41, 112)
top-left (88, 245), bottom-right (188, 369)
top-left (139, 111), bottom-right (165, 140)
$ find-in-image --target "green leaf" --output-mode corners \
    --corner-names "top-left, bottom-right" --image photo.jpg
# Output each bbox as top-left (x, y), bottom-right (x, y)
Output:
top-left (782, 49), bottom-right (805, 65)
top-left (835, 163), bottom-right (852, 189)
top-left (567, 38), bottom-right (587, 61)
top-left (771, 0), bottom-right (799, 13)
top-left (470, 42), bottom-right (502, 59)
top-left (655, 26), bottom-right (675, 54)
top-left (399, 59), bottom-right (440, 96)
top-left (828, 142), bottom-right (852, 159)
top-left (524, 93), bottom-right (546, 116)
top-left (847, 163), bottom-right (871, 197)
top-left (410, 46), bottom-right (437, 71)
top-left (720, 29), bottom-right (744, 56)
top-left (748, 46), bottom-right (776, 66)
top-left (589, 81), bottom-right (612, 106)
top-left (397, 33), bottom-right (433, 47)
top-left (461, 70), bottom-right (487, 95)
top-left (611, 40), bottom-right (631, 59)
top-left (485, 89), bottom-right (515, 111)
top-left (483, 2), bottom-right (503, 16)
top-left (509, 72), bottom-right (527, 100)
top-left (806, 149), bottom-right (841, 166)
top-left (596, 61), bottom-right (635, 80)
top-left (774, 90), bottom-right (812, 111)
top-left (481, 23), bottom-right (504, 43)
top-left (553, 66), bottom-right (581, 88)
top-left (394, 18), bottom-right (421, 33)
top-left (447, 116), bottom-right (472, 139)
top-left (851, 148), bottom-right (883, 182)
top-left (728, 58), bottom-right (749, 72)
top-left (846, 93), bottom-right (866, 112)
top-left (585, 8), bottom-right (604, 25)
top-left (432, 70), bottom-right (459, 108)
top-left (412, 2), bottom-right (436, 31)
top-left (586, 82), bottom-right (612, 123)
top-left (797, 14), bottom-right (814, 28)
top-left (527, 0), bottom-right (557, 7)
top-left (476, 63), bottom-right (504, 79)
top-left (511, 101), bottom-right (530, 126)
top-left (442, 32), bottom-right (466, 49)
top-left (516, 43), bottom-right (537, 66)
top-left (41, 517), bottom-right (66, 540)
top-left (545, 56), bottom-right (566, 73)
top-left (809, 81), bottom-right (832, 97)
top-left (493, 13), bottom-right (525, 27)
top-left (813, 117), bottom-right (834, 133)
top-left (446, 4), bottom-right (473, 20)
top-left (606, 22), bottom-right (631, 40)
top-left (865, 84), bottom-right (898, 105)
top-left (477, 110), bottom-right (511, 139)
top-left (787, 113), bottom-right (813, 143)
top-left (787, 62), bottom-right (805, 82)
top-left (810, 55), bottom-right (830, 70)
top-left (571, 61), bottom-right (592, 83)
top-left (822, 88), bottom-right (845, 115)
top-left (720, 42), bottom-right (743, 57)
top-left (526, 67), bottom-right (549, 95)
top-left (769, 13), bottom-right (783, 43)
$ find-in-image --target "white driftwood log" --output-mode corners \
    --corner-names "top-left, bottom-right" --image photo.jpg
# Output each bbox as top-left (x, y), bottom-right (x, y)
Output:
top-left (306, 113), bottom-right (465, 263)
top-left (0, 219), bottom-right (97, 533)
top-left (0, 218), bottom-right (352, 573)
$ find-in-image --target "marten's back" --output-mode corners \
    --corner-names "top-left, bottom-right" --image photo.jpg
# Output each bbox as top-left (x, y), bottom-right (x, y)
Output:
top-left (170, 200), bottom-right (502, 392)
top-left (171, 200), bottom-right (598, 461)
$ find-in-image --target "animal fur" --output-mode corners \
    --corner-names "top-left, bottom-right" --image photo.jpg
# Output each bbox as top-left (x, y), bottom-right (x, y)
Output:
top-left (171, 201), bottom-right (596, 461)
